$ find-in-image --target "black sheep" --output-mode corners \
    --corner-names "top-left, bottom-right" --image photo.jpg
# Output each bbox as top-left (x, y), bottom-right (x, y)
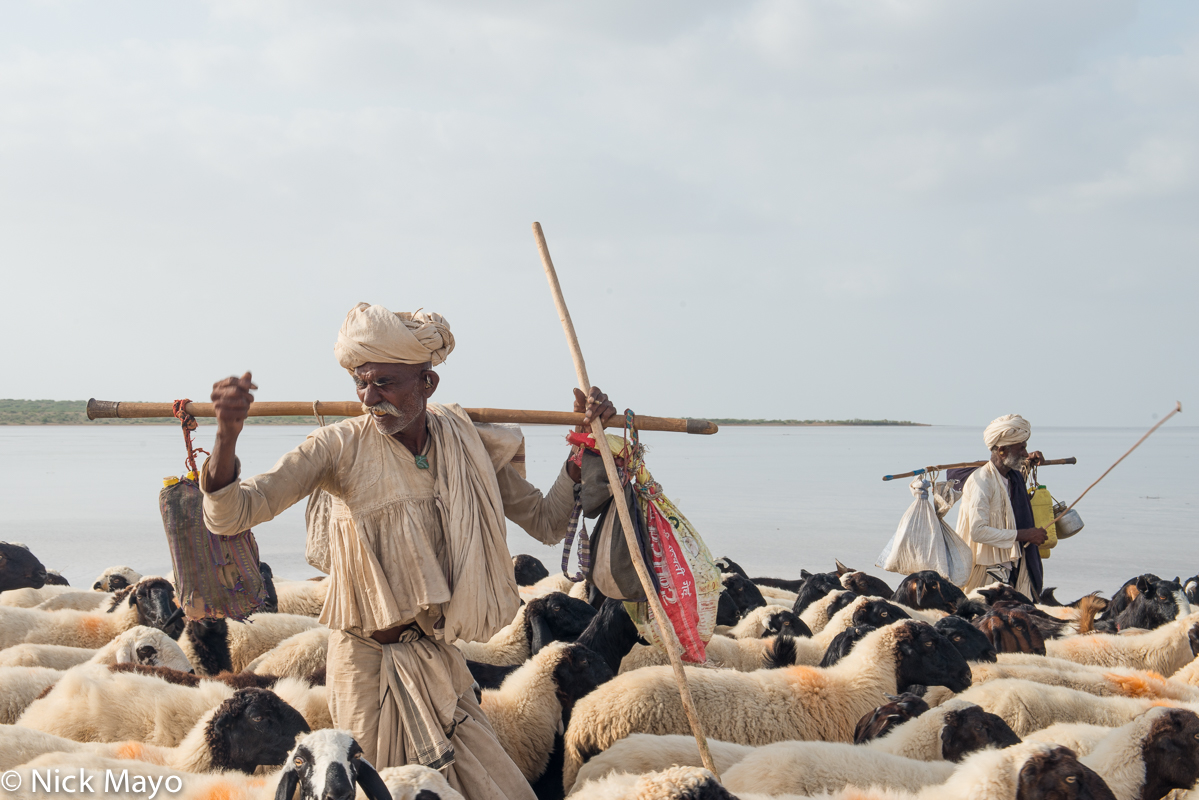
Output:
top-left (974, 607), bottom-right (1046, 655)
top-left (514, 554), bottom-right (551, 587)
top-left (574, 598), bottom-right (646, 675)
top-left (893, 571), bottom-right (966, 614)
top-left (209, 687), bottom-right (311, 773)
top-left (1115, 576), bottom-right (1191, 631)
top-left (0, 541), bottom-right (47, 592)
top-left (939, 705), bottom-right (1021, 762)
top-left (819, 624), bottom-right (877, 667)
top-left (715, 573), bottom-right (767, 625)
top-left (851, 599), bottom-right (910, 629)
top-left (257, 561), bottom-right (279, 615)
top-left (789, 572), bottom-right (843, 616)
top-left (524, 592), bottom-right (599, 655)
top-left (1137, 708), bottom-right (1199, 800)
top-left (853, 692), bottom-right (929, 744)
top-left (108, 577), bottom-right (187, 640)
top-left (715, 556), bottom-right (751, 579)
top-left (934, 615), bottom-right (997, 662)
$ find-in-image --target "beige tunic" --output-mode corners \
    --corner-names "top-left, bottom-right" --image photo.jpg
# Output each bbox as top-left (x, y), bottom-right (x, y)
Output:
top-left (955, 460), bottom-right (1034, 597)
top-left (200, 405), bottom-right (575, 798)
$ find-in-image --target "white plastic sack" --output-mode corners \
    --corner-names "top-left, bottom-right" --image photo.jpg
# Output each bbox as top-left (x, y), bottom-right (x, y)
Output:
top-left (875, 477), bottom-right (973, 586)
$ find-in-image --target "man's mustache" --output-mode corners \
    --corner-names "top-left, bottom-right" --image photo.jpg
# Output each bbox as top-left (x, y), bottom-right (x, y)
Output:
top-left (364, 401), bottom-right (402, 418)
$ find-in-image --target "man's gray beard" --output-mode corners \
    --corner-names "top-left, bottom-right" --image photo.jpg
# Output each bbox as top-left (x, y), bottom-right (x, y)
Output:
top-left (1003, 450), bottom-right (1027, 471)
top-left (363, 401), bottom-right (421, 435)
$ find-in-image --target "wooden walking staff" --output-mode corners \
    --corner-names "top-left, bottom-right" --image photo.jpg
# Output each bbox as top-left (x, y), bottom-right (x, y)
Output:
top-left (531, 222), bottom-right (722, 780)
top-left (883, 457), bottom-right (1077, 482)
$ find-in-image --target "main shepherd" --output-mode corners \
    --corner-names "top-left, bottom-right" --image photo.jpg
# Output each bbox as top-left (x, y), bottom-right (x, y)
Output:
top-left (202, 302), bottom-right (615, 799)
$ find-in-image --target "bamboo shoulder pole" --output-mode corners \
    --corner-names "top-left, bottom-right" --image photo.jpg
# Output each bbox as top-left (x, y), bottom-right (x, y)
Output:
top-left (85, 400), bottom-right (718, 434)
top-left (532, 222), bottom-right (721, 780)
top-left (882, 457), bottom-right (1076, 482)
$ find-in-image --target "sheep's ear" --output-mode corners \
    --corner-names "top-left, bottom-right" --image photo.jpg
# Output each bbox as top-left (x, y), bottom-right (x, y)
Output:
top-left (800, 569), bottom-right (812, 580)
top-left (528, 613), bottom-right (554, 655)
top-left (354, 760), bottom-right (391, 800)
top-left (274, 767), bottom-right (300, 800)
top-left (914, 581), bottom-right (927, 608)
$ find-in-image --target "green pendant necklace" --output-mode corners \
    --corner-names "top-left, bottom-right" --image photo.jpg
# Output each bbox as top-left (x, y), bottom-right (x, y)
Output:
top-left (414, 454), bottom-right (429, 470)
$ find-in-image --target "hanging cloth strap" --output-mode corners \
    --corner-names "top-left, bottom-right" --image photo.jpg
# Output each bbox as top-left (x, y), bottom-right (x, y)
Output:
top-left (560, 483), bottom-right (592, 582)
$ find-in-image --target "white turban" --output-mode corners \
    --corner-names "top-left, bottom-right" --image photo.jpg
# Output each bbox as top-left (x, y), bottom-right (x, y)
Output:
top-left (984, 414), bottom-right (1031, 449)
top-left (334, 302), bottom-right (455, 371)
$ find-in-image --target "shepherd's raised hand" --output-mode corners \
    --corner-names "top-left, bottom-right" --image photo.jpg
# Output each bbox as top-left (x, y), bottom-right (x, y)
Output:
top-left (208, 371), bottom-right (256, 491)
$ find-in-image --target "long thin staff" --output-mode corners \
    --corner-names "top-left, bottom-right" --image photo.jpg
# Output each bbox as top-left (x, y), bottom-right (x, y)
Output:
top-left (1048, 402), bottom-right (1182, 528)
top-left (532, 222), bottom-right (721, 779)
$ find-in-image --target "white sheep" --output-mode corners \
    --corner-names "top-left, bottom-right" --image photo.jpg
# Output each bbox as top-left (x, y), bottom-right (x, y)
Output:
top-left (1172, 653), bottom-right (1199, 686)
top-left (953, 677), bottom-right (1161, 736)
top-left (0, 627), bottom-right (192, 723)
top-left (18, 663), bottom-right (237, 745)
top-left (0, 585), bottom-right (77, 608)
top-left (567, 765), bottom-right (730, 800)
top-left (34, 591), bottom-right (112, 612)
top-left (1044, 610), bottom-right (1199, 676)
top-left (755, 584), bottom-right (798, 606)
top-left (726, 604), bottom-right (794, 639)
top-left (0, 685), bottom-right (311, 773)
top-left (455, 604), bottom-right (533, 665)
top-left (799, 588), bottom-right (855, 632)
top-left (1024, 721), bottom-right (1118, 756)
top-left (0, 643), bottom-right (96, 670)
top-left (619, 633), bottom-right (810, 673)
top-left (244, 626), bottom-right (331, 679)
top-left (563, 620), bottom-right (971, 789)
top-left (273, 578), bottom-right (329, 617)
top-left (92, 566), bottom-right (142, 593)
top-left (519, 573), bottom-right (576, 601)
top-left (933, 655), bottom-right (1199, 704)
top-left (179, 613), bottom-right (324, 675)
top-left (276, 729), bottom-right (412, 800)
top-left (568, 734), bottom-right (754, 794)
top-left (719, 739), bottom-right (957, 796)
top-left (0, 577), bottom-right (180, 650)
top-left (1077, 707), bottom-right (1199, 800)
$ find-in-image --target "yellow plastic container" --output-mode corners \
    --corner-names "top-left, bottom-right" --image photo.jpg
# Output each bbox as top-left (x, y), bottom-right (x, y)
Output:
top-left (1030, 485), bottom-right (1058, 559)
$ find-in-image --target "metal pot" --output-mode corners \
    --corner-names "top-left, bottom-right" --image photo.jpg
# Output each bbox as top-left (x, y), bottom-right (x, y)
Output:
top-left (1055, 509), bottom-right (1084, 539)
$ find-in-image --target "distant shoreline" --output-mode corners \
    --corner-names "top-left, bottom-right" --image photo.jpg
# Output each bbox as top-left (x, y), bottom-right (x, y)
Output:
top-left (704, 419), bottom-right (928, 427)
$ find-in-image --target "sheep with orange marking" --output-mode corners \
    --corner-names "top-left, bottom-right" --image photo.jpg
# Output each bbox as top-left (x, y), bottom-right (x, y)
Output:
top-left (0, 686), bottom-right (309, 773)
top-left (1044, 611), bottom-right (1199, 676)
top-left (0, 577), bottom-right (184, 649)
top-left (563, 620), bottom-right (972, 790)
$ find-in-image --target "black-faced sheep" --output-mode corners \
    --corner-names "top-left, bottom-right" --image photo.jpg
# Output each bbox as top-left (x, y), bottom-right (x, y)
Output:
top-left (715, 573), bottom-right (766, 625)
top-left (976, 605), bottom-right (1048, 655)
top-left (179, 612), bottom-right (323, 675)
top-left (1075, 707), bottom-right (1199, 800)
top-left (934, 614), bottom-right (997, 662)
top-left (789, 571), bottom-right (843, 616)
top-left (893, 570), bottom-right (967, 614)
top-left (867, 698), bottom-right (1021, 762)
top-left (562, 620), bottom-right (971, 788)
top-left (725, 604), bottom-right (810, 639)
top-left (92, 566), bottom-right (142, 593)
top-left (479, 641), bottom-right (612, 797)
top-left (853, 692), bottom-right (930, 744)
top-left (835, 560), bottom-right (895, 599)
top-left (0, 577), bottom-right (184, 650)
top-left (0, 686), bottom-right (309, 773)
top-left (0, 541), bottom-right (47, 593)
top-left (456, 592), bottom-right (597, 666)
top-left (619, 632), bottom-right (800, 673)
top-left (798, 588), bottom-right (859, 633)
top-left (514, 554), bottom-right (551, 586)
top-left (1115, 575), bottom-right (1192, 631)
top-left (819, 624), bottom-right (877, 667)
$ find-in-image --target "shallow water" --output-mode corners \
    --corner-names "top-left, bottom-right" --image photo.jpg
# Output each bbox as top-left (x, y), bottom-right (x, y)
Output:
top-left (0, 424), bottom-right (1194, 599)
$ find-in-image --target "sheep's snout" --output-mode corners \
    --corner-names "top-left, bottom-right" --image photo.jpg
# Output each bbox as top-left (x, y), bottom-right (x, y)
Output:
top-left (319, 763), bottom-right (355, 800)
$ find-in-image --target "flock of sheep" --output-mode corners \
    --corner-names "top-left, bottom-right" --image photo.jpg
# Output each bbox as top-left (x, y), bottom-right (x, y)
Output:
top-left (2, 538), bottom-right (1199, 800)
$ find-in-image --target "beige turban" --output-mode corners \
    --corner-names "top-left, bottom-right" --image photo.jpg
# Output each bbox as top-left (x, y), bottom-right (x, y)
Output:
top-left (984, 414), bottom-right (1031, 449)
top-left (334, 302), bottom-right (455, 371)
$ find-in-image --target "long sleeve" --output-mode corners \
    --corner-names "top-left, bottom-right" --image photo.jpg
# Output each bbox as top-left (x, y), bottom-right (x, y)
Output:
top-left (200, 434), bottom-right (337, 537)
top-left (957, 486), bottom-right (1018, 549)
top-left (497, 462), bottom-right (577, 545)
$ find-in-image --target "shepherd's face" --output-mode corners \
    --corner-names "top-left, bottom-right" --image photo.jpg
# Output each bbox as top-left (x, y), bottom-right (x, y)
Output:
top-left (354, 361), bottom-right (437, 436)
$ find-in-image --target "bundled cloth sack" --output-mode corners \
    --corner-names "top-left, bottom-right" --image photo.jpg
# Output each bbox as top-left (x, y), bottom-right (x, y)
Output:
top-left (876, 475), bottom-right (974, 586)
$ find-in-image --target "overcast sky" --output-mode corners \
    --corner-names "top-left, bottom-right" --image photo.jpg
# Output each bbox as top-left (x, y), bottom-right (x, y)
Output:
top-left (2, 1), bottom-right (1196, 427)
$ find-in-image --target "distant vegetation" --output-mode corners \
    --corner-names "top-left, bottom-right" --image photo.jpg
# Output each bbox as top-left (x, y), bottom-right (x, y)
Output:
top-left (703, 418), bottom-right (927, 426)
top-left (0, 400), bottom-right (348, 426)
